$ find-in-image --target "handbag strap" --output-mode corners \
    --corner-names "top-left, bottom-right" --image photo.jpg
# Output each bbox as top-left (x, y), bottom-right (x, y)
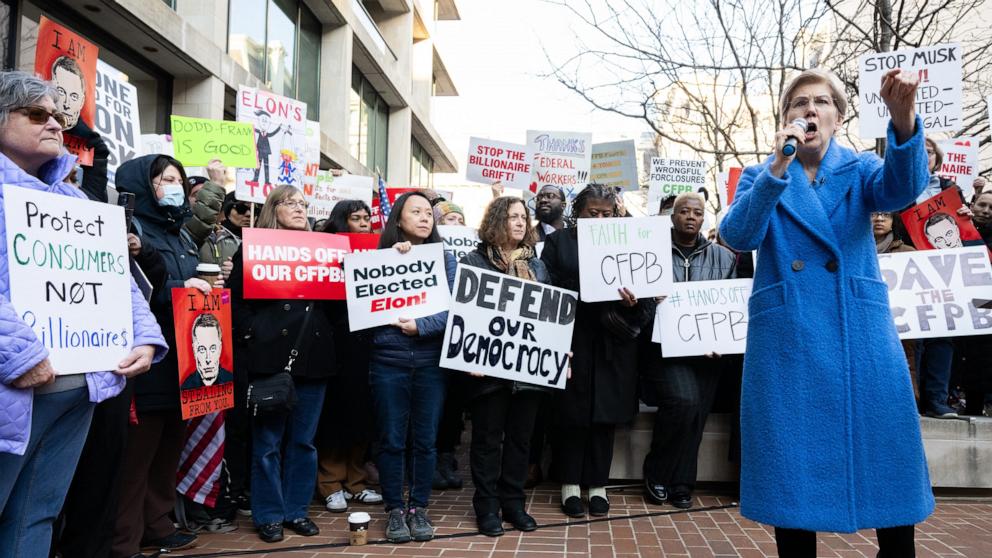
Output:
top-left (284, 302), bottom-right (315, 374)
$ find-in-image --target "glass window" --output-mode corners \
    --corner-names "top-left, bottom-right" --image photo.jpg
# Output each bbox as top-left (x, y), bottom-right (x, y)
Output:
top-left (348, 68), bottom-right (363, 161)
top-left (228, 0), bottom-right (267, 80)
top-left (410, 140), bottom-right (433, 188)
top-left (348, 68), bottom-right (389, 176)
top-left (266, 0), bottom-right (296, 97)
top-left (298, 8), bottom-right (320, 120)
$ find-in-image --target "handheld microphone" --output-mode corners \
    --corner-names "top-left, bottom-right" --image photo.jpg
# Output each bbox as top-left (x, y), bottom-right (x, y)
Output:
top-left (782, 118), bottom-right (808, 157)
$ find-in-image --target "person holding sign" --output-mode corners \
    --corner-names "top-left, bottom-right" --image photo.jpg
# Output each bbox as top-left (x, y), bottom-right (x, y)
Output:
top-left (368, 192), bottom-right (456, 544)
top-left (642, 192), bottom-right (736, 510)
top-left (720, 67), bottom-right (932, 554)
top-left (227, 185), bottom-right (335, 543)
top-left (0, 72), bottom-right (166, 558)
top-left (457, 196), bottom-right (550, 537)
top-left (541, 184), bottom-right (657, 519)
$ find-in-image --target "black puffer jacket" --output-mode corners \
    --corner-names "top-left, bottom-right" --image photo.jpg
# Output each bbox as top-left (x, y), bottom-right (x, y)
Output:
top-left (671, 233), bottom-right (737, 282)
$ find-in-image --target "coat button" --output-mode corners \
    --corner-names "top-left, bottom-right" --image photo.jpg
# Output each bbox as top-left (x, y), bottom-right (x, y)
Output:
top-left (281, 329), bottom-right (289, 336)
top-left (791, 259), bottom-right (805, 272)
top-left (826, 260), bottom-right (839, 273)
top-left (283, 304), bottom-right (291, 311)
top-left (315, 331), bottom-right (320, 337)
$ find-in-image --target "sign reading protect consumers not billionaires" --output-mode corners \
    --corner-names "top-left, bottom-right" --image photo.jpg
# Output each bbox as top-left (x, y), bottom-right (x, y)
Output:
top-left (345, 243), bottom-right (450, 331)
top-left (441, 265), bottom-right (578, 389)
top-left (4, 187), bottom-right (132, 374)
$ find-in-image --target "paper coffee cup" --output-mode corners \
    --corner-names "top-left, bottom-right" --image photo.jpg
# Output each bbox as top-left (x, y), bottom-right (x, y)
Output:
top-left (196, 262), bottom-right (221, 284)
top-left (348, 511), bottom-right (370, 546)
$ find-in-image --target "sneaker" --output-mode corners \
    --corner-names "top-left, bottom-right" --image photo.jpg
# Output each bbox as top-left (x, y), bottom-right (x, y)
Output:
top-left (188, 517), bottom-right (238, 534)
top-left (644, 478), bottom-right (668, 505)
top-left (325, 490), bottom-right (348, 512)
top-left (140, 531), bottom-right (198, 552)
top-left (385, 508), bottom-right (412, 544)
top-left (406, 508), bottom-right (434, 542)
top-left (926, 403), bottom-right (959, 419)
top-left (347, 488), bottom-right (383, 504)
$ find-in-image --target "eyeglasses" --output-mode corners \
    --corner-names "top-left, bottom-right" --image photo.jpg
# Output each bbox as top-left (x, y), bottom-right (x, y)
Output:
top-left (11, 106), bottom-right (69, 129)
top-left (789, 96), bottom-right (835, 111)
top-left (536, 192), bottom-right (562, 201)
top-left (278, 199), bottom-right (308, 210)
top-left (232, 202), bottom-right (251, 214)
top-left (152, 176), bottom-right (184, 188)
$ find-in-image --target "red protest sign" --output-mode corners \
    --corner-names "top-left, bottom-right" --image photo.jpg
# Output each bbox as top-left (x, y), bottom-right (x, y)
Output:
top-left (172, 288), bottom-right (234, 420)
top-left (900, 188), bottom-right (983, 250)
top-left (726, 167), bottom-right (743, 206)
top-left (338, 233), bottom-right (381, 253)
top-left (242, 228), bottom-right (350, 299)
top-left (371, 188), bottom-right (419, 231)
top-left (34, 16), bottom-right (98, 165)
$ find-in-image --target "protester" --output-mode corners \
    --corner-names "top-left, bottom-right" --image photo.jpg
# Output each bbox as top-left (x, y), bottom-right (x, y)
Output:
top-left (66, 117), bottom-right (111, 203)
top-left (534, 184), bottom-right (566, 240)
top-left (223, 192), bottom-right (254, 236)
top-left (0, 71), bottom-right (165, 558)
top-left (541, 184), bottom-right (656, 518)
top-left (719, 67), bottom-right (932, 555)
top-left (957, 191), bottom-right (992, 417)
top-left (315, 201), bottom-right (382, 513)
top-left (433, 200), bottom-right (465, 226)
top-left (459, 197), bottom-right (548, 536)
top-left (642, 192), bottom-right (736, 510)
top-left (916, 137), bottom-right (965, 205)
top-left (228, 186), bottom-right (335, 543)
top-left (370, 192), bottom-right (456, 543)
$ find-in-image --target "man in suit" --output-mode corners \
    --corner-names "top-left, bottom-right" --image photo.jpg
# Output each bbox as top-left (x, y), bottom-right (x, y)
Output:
top-left (252, 110), bottom-right (282, 187)
top-left (181, 313), bottom-right (233, 390)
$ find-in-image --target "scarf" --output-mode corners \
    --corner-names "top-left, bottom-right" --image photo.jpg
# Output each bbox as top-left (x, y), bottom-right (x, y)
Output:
top-left (875, 232), bottom-right (895, 254)
top-left (485, 244), bottom-right (536, 281)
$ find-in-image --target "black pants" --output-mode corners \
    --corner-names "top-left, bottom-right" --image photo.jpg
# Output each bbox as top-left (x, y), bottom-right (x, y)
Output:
top-left (436, 374), bottom-right (466, 453)
top-left (55, 381), bottom-right (133, 558)
top-left (775, 526), bottom-right (915, 557)
top-left (552, 423), bottom-right (615, 487)
top-left (643, 361), bottom-right (721, 489)
top-left (226, 380), bottom-right (252, 502)
top-left (469, 388), bottom-right (543, 516)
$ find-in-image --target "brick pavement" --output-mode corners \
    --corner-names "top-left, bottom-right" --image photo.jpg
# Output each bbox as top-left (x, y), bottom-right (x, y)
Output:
top-left (170, 480), bottom-right (992, 558)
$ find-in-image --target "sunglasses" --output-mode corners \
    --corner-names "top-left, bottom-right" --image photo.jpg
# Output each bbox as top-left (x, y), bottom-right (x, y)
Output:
top-left (232, 203), bottom-right (251, 213)
top-left (12, 106), bottom-right (69, 129)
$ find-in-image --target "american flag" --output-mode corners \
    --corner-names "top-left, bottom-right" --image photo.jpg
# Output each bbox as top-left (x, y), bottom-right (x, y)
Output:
top-left (378, 176), bottom-right (391, 219)
top-left (176, 411), bottom-right (225, 507)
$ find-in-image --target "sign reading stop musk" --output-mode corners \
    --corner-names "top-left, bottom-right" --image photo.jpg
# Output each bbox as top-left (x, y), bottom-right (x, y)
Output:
top-left (441, 266), bottom-right (577, 389)
top-left (344, 243), bottom-right (451, 331)
top-left (241, 228), bottom-right (350, 299)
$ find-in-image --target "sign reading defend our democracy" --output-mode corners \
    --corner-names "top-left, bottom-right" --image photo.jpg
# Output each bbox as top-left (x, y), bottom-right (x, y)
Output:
top-left (466, 138), bottom-right (534, 190)
top-left (241, 228), bottom-right (350, 300)
top-left (653, 279), bottom-right (753, 357)
top-left (576, 216), bottom-right (674, 302)
top-left (171, 116), bottom-right (257, 168)
top-left (441, 265), bottom-right (578, 389)
top-left (3, 187), bottom-right (132, 374)
top-left (859, 43), bottom-right (962, 139)
top-left (344, 243), bottom-right (450, 331)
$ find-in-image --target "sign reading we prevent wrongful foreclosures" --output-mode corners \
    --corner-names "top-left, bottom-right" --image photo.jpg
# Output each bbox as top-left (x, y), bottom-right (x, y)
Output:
top-left (4, 187), bottom-right (132, 374)
top-left (441, 265), bottom-right (578, 389)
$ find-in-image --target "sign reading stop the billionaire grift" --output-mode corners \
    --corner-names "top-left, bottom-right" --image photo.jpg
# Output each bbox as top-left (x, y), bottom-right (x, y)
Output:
top-left (241, 228), bottom-right (350, 299)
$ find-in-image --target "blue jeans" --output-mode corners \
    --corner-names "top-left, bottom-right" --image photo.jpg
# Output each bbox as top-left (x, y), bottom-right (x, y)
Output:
top-left (250, 379), bottom-right (326, 526)
top-left (917, 338), bottom-right (954, 411)
top-left (370, 363), bottom-right (447, 510)
top-left (0, 387), bottom-right (94, 558)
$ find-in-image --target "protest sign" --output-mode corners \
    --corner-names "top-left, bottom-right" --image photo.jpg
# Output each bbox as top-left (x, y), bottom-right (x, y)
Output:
top-left (654, 279), bottom-right (753, 357)
top-left (900, 188), bottom-right (983, 250)
top-left (440, 265), bottom-right (577, 389)
top-left (591, 140), bottom-right (639, 192)
top-left (438, 225), bottom-right (480, 261)
top-left (647, 158), bottom-right (707, 215)
top-left (141, 134), bottom-right (174, 157)
top-left (878, 246), bottom-right (992, 339)
top-left (338, 233), bottom-right (381, 253)
top-left (371, 187), bottom-right (418, 230)
top-left (716, 167), bottom-right (743, 211)
top-left (241, 228), bottom-right (350, 300)
top-left (172, 288), bottom-right (234, 419)
top-left (577, 216), bottom-right (674, 302)
top-left (171, 116), bottom-right (257, 168)
top-left (937, 138), bottom-right (979, 199)
top-left (94, 60), bottom-right (141, 183)
top-left (3, 187), bottom-right (131, 374)
top-left (34, 16), bottom-right (98, 165)
top-left (344, 243), bottom-right (450, 331)
top-left (859, 43), bottom-right (962, 139)
top-left (307, 172), bottom-right (374, 220)
top-left (303, 120), bottom-right (321, 190)
top-left (235, 86), bottom-right (308, 202)
top-left (526, 130), bottom-right (592, 205)
top-left (466, 137), bottom-right (533, 190)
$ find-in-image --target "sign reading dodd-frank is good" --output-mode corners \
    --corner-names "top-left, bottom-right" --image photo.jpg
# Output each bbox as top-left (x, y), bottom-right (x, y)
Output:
top-left (441, 265), bottom-right (578, 389)
top-left (344, 243), bottom-right (450, 331)
top-left (241, 228), bottom-right (350, 300)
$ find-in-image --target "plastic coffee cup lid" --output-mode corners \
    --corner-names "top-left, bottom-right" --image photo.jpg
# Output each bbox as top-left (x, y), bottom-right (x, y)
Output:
top-left (348, 512), bottom-right (371, 523)
top-left (196, 263), bottom-right (222, 273)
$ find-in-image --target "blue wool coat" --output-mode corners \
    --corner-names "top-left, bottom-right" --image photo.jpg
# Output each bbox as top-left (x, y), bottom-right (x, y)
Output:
top-left (719, 117), bottom-right (935, 533)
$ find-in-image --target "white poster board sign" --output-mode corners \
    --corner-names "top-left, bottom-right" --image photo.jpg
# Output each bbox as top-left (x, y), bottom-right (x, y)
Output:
top-left (4, 187), bottom-right (133, 374)
top-left (235, 85), bottom-right (308, 203)
top-left (647, 158), bottom-right (707, 215)
top-left (94, 60), bottom-right (141, 184)
top-left (307, 172), bottom-right (374, 220)
top-left (466, 137), bottom-right (533, 190)
top-left (344, 243), bottom-right (450, 331)
top-left (937, 137), bottom-right (979, 199)
top-left (878, 246), bottom-right (992, 339)
top-left (577, 216), bottom-right (674, 302)
top-left (440, 265), bottom-right (578, 389)
top-left (859, 43), bottom-right (962, 139)
top-left (591, 140), bottom-right (639, 192)
top-left (654, 278), bottom-right (753, 357)
top-left (140, 134), bottom-right (174, 157)
top-left (437, 225), bottom-right (480, 261)
top-left (526, 130), bottom-right (593, 206)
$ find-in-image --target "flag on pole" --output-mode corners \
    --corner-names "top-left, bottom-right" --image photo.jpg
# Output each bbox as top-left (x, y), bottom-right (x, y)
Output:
top-left (378, 176), bottom-right (392, 220)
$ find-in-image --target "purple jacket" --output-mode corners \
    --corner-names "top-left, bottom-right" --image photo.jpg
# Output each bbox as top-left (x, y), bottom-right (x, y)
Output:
top-left (0, 152), bottom-right (168, 455)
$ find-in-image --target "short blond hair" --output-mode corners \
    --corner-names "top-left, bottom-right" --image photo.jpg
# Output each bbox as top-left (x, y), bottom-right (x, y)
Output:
top-left (673, 192), bottom-right (706, 211)
top-left (779, 68), bottom-right (848, 123)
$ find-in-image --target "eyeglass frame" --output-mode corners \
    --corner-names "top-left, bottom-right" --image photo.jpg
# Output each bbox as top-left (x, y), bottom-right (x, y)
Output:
top-left (9, 105), bottom-right (70, 130)
top-left (787, 95), bottom-right (836, 112)
top-left (277, 199), bottom-right (309, 210)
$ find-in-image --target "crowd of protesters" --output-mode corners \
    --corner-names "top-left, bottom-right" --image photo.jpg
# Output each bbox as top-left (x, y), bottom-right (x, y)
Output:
top-left (0, 63), bottom-right (990, 558)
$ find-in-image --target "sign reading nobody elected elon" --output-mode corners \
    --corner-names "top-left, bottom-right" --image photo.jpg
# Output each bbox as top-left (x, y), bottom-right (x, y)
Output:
top-left (577, 217), bottom-right (674, 302)
top-left (4, 187), bottom-right (132, 374)
top-left (345, 243), bottom-right (450, 331)
top-left (441, 265), bottom-right (577, 389)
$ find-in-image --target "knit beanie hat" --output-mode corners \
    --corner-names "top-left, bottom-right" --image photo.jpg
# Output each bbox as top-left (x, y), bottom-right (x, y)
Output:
top-left (433, 201), bottom-right (464, 222)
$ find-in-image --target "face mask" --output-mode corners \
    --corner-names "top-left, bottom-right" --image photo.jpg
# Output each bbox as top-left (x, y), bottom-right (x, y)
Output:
top-left (157, 184), bottom-right (185, 207)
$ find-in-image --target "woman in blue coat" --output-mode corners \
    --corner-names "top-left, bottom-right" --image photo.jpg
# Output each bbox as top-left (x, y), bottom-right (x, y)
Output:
top-left (720, 68), bottom-right (934, 556)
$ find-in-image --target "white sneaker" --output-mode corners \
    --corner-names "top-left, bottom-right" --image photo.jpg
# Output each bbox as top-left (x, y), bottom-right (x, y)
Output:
top-left (325, 490), bottom-right (348, 512)
top-left (347, 488), bottom-right (383, 504)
